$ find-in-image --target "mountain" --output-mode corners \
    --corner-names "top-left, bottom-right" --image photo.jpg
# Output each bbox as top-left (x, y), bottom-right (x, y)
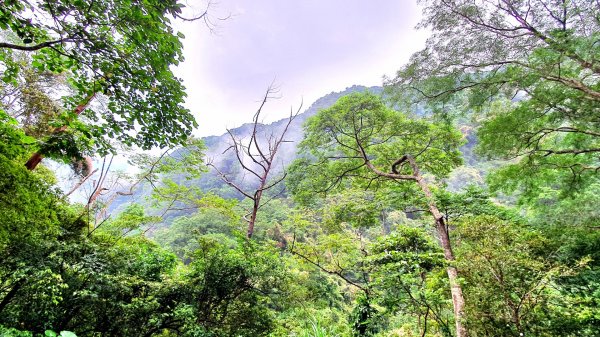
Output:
top-left (199, 85), bottom-right (383, 190)
top-left (108, 85), bottom-right (384, 215)
top-left (108, 84), bottom-right (488, 222)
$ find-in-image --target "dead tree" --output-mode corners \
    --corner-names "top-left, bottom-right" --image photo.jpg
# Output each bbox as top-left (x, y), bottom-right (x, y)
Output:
top-left (208, 87), bottom-right (301, 239)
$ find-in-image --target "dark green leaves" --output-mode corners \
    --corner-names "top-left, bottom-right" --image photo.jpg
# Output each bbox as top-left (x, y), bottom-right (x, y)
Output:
top-left (0, 0), bottom-right (197, 153)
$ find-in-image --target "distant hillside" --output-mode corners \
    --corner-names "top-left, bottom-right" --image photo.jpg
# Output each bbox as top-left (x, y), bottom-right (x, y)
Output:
top-left (199, 85), bottom-right (383, 193)
top-left (108, 85), bottom-right (384, 216)
top-left (108, 84), bottom-right (489, 222)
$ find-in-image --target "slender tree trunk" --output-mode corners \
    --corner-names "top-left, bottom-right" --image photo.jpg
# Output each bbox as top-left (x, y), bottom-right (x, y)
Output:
top-left (247, 192), bottom-right (261, 239)
top-left (364, 152), bottom-right (468, 336)
top-left (25, 93), bottom-right (96, 170)
top-left (0, 279), bottom-right (25, 314)
top-left (412, 167), bottom-right (467, 337)
top-left (247, 165), bottom-right (269, 239)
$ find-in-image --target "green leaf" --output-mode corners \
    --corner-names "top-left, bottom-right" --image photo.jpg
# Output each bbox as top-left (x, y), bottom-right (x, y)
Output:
top-left (59, 331), bottom-right (77, 337)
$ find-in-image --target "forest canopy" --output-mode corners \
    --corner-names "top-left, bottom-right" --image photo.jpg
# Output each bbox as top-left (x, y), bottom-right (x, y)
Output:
top-left (0, 1), bottom-right (599, 337)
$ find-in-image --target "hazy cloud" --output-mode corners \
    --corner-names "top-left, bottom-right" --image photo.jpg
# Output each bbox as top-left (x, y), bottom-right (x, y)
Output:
top-left (174, 1), bottom-right (428, 136)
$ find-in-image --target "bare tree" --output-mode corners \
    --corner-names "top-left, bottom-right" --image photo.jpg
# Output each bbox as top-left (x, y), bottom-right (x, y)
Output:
top-left (208, 87), bottom-right (301, 239)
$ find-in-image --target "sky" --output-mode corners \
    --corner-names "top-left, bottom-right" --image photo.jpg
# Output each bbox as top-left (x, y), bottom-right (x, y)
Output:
top-left (173, 1), bottom-right (429, 137)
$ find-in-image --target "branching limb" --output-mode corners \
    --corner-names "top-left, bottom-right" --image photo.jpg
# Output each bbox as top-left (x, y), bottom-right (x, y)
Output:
top-left (209, 86), bottom-right (301, 238)
top-left (290, 247), bottom-right (368, 292)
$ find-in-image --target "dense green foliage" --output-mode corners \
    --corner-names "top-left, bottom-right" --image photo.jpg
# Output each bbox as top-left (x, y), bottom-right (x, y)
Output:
top-left (288, 92), bottom-right (462, 207)
top-left (1, 0), bottom-right (599, 336)
top-left (1, 0), bottom-right (196, 156)
top-left (0, 117), bottom-right (284, 336)
top-left (386, 0), bottom-right (600, 202)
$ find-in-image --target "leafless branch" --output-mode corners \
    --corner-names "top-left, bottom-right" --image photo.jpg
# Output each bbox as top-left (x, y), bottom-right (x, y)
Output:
top-left (209, 86), bottom-right (301, 238)
top-left (65, 168), bottom-right (98, 197)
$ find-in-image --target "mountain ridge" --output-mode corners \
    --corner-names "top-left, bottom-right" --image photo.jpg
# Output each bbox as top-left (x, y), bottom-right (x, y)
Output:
top-left (108, 85), bottom-right (384, 215)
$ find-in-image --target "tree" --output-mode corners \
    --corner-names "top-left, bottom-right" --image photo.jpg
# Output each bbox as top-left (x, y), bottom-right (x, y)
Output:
top-left (95, 137), bottom-right (206, 215)
top-left (0, 52), bottom-right (95, 171)
top-left (386, 0), bottom-right (600, 198)
top-left (0, 108), bottom-right (283, 336)
top-left (0, 0), bottom-right (209, 167)
top-left (179, 237), bottom-right (285, 337)
top-left (153, 205), bottom-right (238, 261)
top-left (286, 197), bottom-right (380, 336)
top-left (0, 112), bottom-right (71, 320)
top-left (208, 87), bottom-right (300, 239)
top-left (454, 215), bottom-right (580, 336)
top-left (290, 92), bottom-right (468, 336)
top-left (368, 226), bottom-right (451, 337)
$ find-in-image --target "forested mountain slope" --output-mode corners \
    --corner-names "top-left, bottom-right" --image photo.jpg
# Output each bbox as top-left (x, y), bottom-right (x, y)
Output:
top-left (1, 1), bottom-right (598, 337)
top-left (109, 84), bottom-right (483, 225)
top-left (107, 85), bottom-right (385, 215)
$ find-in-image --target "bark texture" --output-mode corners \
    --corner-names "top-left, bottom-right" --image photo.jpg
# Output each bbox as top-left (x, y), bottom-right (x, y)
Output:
top-left (362, 153), bottom-right (468, 337)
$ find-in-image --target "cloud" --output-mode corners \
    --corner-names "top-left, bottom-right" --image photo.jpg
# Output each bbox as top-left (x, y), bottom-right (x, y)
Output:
top-left (173, 1), bottom-right (428, 137)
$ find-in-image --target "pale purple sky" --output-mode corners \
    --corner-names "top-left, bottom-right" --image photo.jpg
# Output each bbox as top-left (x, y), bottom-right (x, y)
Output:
top-left (174, 1), bottom-right (428, 136)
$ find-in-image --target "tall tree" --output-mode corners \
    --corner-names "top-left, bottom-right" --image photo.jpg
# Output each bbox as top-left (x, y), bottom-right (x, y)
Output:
top-left (0, 0), bottom-right (209, 166)
top-left (289, 92), bottom-right (468, 336)
top-left (386, 0), bottom-right (600, 197)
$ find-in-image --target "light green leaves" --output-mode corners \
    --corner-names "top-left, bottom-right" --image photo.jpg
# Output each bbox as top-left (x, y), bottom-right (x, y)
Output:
top-left (385, 0), bottom-right (600, 201)
top-left (44, 330), bottom-right (77, 337)
top-left (290, 92), bottom-right (463, 202)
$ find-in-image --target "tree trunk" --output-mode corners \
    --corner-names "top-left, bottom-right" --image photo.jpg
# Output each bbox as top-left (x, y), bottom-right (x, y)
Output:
top-left (413, 173), bottom-right (467, 337)
top-left (24, 93), bottom-right (96, 170)
top-left (0, 279), bottom-right (25, 314)
top-left (364, 151), bottom-right (468, 335)
top-left (247, 168), bottom-right (268, 239)
top-left (247, 193), bottom-right (261, 239)
top-left (24, 152), bottom-right (43, 170)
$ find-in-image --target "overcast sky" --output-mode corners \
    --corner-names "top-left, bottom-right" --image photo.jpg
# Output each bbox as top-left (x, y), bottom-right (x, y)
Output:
top-left (173, 1), bottom-right (429, 137)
